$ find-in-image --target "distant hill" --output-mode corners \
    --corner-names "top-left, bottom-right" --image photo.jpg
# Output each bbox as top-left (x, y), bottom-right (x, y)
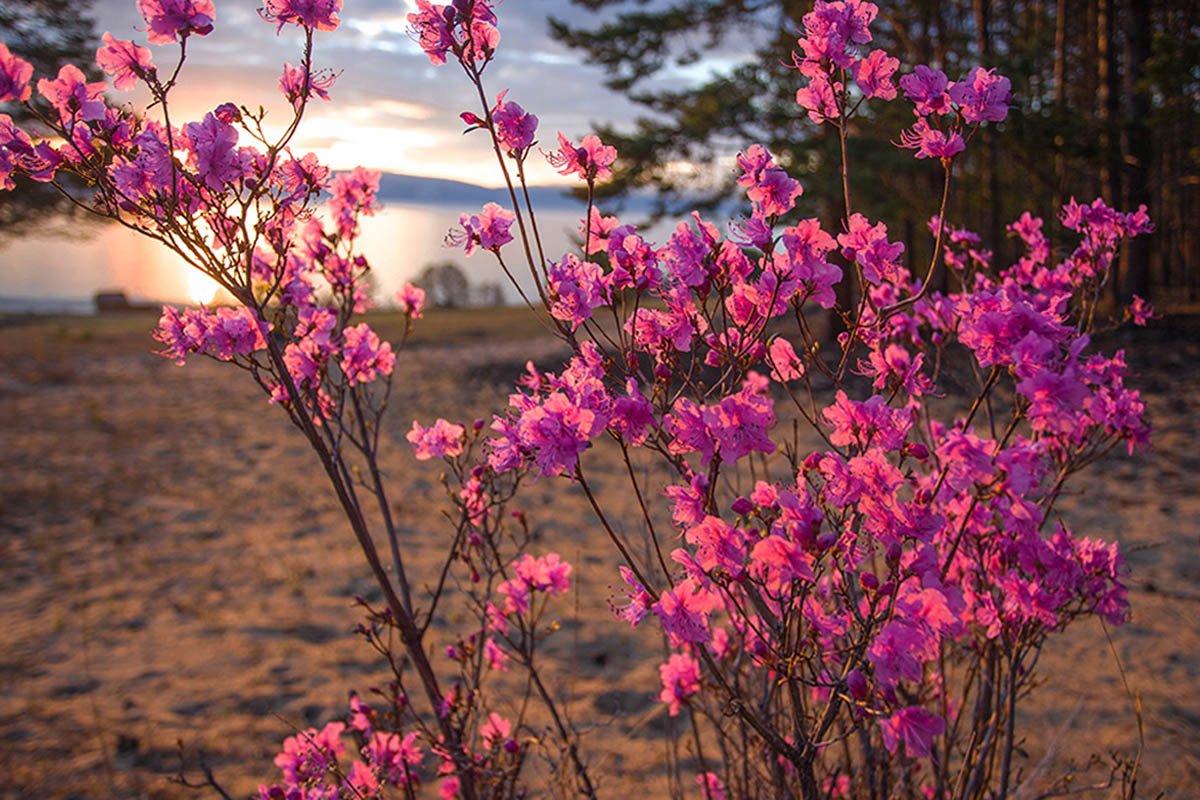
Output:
top-left (376, 173), bottom-right (663, 214)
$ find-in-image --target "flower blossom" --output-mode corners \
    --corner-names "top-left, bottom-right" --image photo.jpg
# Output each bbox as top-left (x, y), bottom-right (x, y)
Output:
top-left (261, 0), bottom-right (342, 32)
top-left (136, 0), bottom-right (215, 45)
top-left (407, 418), bottom-right (465, 460)
top-left (396, 282), bottom-right (426, 318)
top-left (0, 43), bottom-right (32, 103)
top-left (546, 132), bottom-right (617, 182)
top-left (95, 34), bottom-right (155, 92)
top-left (658, 652), bottom-right (701, 716)
top-left (447, 202), bottom-right (515, 255)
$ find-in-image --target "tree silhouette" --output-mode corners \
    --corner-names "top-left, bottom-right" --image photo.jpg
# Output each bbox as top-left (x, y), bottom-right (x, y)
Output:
top-left (0, 0), bottom-right (101, 239)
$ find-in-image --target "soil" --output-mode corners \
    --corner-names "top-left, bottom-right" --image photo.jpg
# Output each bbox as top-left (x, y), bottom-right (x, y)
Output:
top-left (0, 311), bottom-right (1197, 798)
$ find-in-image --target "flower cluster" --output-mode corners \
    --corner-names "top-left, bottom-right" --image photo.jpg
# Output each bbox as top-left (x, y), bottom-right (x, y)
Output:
top-left (0, 1), bottom-right (1157, 797)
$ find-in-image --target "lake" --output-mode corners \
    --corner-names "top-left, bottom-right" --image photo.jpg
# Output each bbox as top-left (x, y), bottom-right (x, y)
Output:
top-left (0, 201), bottom-right (668, 313)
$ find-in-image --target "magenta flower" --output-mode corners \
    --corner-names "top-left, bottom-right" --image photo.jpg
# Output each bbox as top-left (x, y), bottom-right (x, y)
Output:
top-left (1129, 294), bottom-right (1156, 326)
top-left (261, 0), bottom-right (342, 32)
top-left (272, 721), bottom-right (346, 784)
top-left (948, 66), bottom-right (1011, 123)
top-left (696, 773), bottom-right (726, 800)
top-left (407, 0), bottom-right (499, 66)
top-left (279, 62), bottom-right (337, 110)
top-left (512, 552), bottom-right (572, 594)
top-left (407, 418), bottom-right (465, 460)
top-left (838, 213), bottom-right (905, 285)
top-left (546, 132), bottom-right (617, 182)
top-left (853, 48), bottom-right (899, 100)
top-left (548, 253), bottom-right (605, 330)
top-left (396, 282), bottom-right (427, 318)
top-left (491, 89), bottom-right (538, 154)
top-left (795, 74), bottom-right (840, 123)
top-left (658, 652), bottom-right (701, 716)
top-left (182, 111), bottom-right (246, 190)
top-left (898, 118), bottom-right (965, 160)
top-left (366, 730), bottom-right (423, 788)
top-left (407, 0), bottom-right (455, 65)
top-left (447, 201), bottom-right (515, 255)
top-left (880, 706), bottom-right (945, 759)
top-left (822, 390), bottom-right (911, 451)
top-left (37, 64), bottom-right (107, 125)
top-left (339, 323), bottom-right (395, 384)
top-left (0, 42), bottom-right (33, 102)
top-left (479, 712), bottom-right (512, 749)
top-left (899, 65), bottom-right (951, 115)
top-left (136, 0), bottom-right (215, 45)
top-left (767, 337), bottom-right (805, 382)
top-left (736, 144), bottom-right (802, 217)
top-left (652, 579), bottom-right (719, 646)
top-left (610, 565), bottom-right (653, 627)
top-left (96, 33), bottom-right (156, 92)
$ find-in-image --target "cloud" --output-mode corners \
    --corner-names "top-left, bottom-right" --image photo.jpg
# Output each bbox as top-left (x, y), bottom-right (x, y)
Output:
top-left (86, 0), bottom-right (652, 183)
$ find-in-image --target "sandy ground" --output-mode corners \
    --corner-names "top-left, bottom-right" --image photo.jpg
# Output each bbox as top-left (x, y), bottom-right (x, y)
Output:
top-left (0, 310), bottom-right (1197, 799)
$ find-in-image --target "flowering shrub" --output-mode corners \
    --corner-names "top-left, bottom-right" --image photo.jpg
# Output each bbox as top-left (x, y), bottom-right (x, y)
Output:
top-left (0, 0), bottom-right (1155, 797)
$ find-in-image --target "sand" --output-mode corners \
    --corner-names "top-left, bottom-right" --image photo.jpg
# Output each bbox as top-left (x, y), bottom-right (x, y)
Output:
top-left (0, 310), bottom-right (1197, 798)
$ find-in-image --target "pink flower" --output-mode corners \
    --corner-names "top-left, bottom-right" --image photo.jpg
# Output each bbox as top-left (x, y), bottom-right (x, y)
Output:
top-left (1129, 294), bottom-right (1156, 326)
top-left (479, 712), bottom-right (512, 749)
top-left (767, 337), bottom-right (805, 382)
top-left (652, 579), bottom-right (719, 646)
top-left (898, 118), bottom-right (965, 160)
top-left (261, 0), bottom-right (342, 32)
top-left (796, 74), bottom-right (840, 123)
top-left (512, 552), bottom-right (572, 594)
top-left (279, 62), bottom-right (337, 109)
top-left (438, 775), bottom-right (461, 800)
top-left (96, 33), bottom-right (155, 92)
top-left (37, 64), bottom-right (107, 124)
top-left (408, 1), bottom-right (454, 65)
top-left (328, 167), bottom-right (382, 239)
top-left (491, 89), bottom-right (538, 154)
top-left (448, 202), bottom-right (515, 255)
top-left (340, 323), bottom-right (395, 384)
top-left (272, 721), bottom-right (346, 784)
top-left (0, 42), bottom-right (32, 103)
top-left (880, 706), bottom-right (945, 759)
top-left (610, 565), bottom-right (652, 627)
top-left (136, 0), bottom-right (215, 45)
top-left (182, 112), bottom-right (245, 190)
top-left (483, 637), bottom-right (509, 671)
top-left (407, 418), bottom-right (465, 460)
top-left (696, 772), bottom-right (726, 800)
top-left (837, 213), bottom-right (905, 285)
top-left (900, 65), bottom-right (951, 116)
top-left (736, 143), bottom-right (803, 217)
top-left (547, 253), bottom-right (605, 329)
top-left (407, 0), bottom-right (498, 67)
top-left (685, 516), bottom-right (747, 577)
top-left (853, 49), bottom-right (899, 100)
top-left (948, 66), bottom-right (1011, 123)
top-left (546, 132), bottom-right (617, 182)
top-left (658, 652), bottom-right (701, 716)
top-left (397, 282), bottom-right (427, 318)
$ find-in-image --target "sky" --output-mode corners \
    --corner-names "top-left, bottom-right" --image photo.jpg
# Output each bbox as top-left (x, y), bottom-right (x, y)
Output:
top-left (86, 0), bottom-right (677, 187)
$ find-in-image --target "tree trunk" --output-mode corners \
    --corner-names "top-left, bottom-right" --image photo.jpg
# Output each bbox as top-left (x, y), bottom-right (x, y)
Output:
top-left (1120, 0), bottom-right (1153, 300)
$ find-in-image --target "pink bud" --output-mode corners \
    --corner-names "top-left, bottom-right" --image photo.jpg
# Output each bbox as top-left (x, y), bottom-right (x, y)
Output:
top-left (859, 572), bottom-right (879, 592)
top-left (731, 496), bottom-right (754, 515)
top-left (846, 669), bottom-right (869, 699)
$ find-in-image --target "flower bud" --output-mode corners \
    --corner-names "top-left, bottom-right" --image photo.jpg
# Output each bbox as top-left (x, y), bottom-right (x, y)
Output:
top-left (731, 496), bottom-right (754, 515)
top-left (859, 572), bottom-right (879, 592)
top-left (846, 669), bottom-right (868, 700)
top-left (904, 442), bottom-right (929, 460)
